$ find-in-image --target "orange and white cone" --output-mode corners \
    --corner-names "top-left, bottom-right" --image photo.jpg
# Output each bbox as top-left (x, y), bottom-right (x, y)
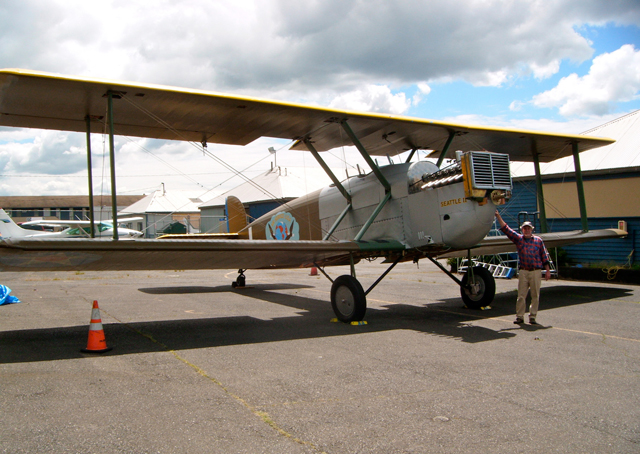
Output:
top-left (309, 267), bottom-right (318, 276)
top-left (81, 300), bottom-right (112, 353)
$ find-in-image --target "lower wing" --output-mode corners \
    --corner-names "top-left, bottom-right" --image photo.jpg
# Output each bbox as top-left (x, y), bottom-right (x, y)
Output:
top-left (437, 228), bottom-right (627, 258)
top-left (0, 238), bottom-right (405, 272)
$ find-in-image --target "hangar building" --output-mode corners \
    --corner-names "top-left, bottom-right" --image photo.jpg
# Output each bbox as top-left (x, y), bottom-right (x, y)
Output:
top-left (119, 188), bottom-right (202, 238)
top-left (199, 167), bottom-right (331, 233)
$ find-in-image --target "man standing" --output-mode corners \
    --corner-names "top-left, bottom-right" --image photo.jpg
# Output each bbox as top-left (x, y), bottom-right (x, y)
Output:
top-left (495, 211), bottom-right (551, 325)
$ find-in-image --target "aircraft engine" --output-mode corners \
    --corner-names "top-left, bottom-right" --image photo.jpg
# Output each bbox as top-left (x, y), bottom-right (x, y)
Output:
top-left (407, 151), bottom-right (512, 250)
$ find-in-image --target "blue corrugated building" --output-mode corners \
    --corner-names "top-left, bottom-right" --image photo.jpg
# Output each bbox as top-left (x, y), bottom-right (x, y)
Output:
top-left (500, 168), bottom-right (639, 266)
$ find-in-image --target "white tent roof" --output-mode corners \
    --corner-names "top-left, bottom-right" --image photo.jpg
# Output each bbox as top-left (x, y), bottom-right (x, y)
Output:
top-left (120, 190), bottom-right (202, 214)
top-left (511, 110), bottom-right (640, 177)
top-left (199, 167), bottom-right (333, 208)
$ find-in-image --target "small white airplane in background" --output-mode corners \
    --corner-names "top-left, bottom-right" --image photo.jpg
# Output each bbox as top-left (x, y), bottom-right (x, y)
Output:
top-left (0, 209), bottom-right (143, 239)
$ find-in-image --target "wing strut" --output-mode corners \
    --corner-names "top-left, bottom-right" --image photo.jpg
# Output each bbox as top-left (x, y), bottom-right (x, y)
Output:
top-left (324, 203), bottom-right (352, 241)
top-left (85, 116), bottom-right (96, 238)
top-left (435, 130), bottom-right (456, 168)
top-left (530, 140), bottom-right (589, 233)
top-left (304, 139), bottom-right (352, 204)
top-left (340, 120), bottom-right (393, 241)
top-left (572, 141), bottom-right (589, 232)
top-left (531, 139), bottom-right (548, 233)
top-left (107, 91), bottom-right (119, 240)
top-left (340, 120), bottom-right (391, 192)
top-left (405, 148), bottom-right (417, 163)
top-left (304, 138), bottom-right (353, 240)
top-left (355, 192), bottom-right (392, 241)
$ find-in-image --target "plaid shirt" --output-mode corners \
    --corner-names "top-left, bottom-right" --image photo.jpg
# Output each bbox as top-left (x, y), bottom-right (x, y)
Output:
top-left (500, 224), bottom-right (550, 270)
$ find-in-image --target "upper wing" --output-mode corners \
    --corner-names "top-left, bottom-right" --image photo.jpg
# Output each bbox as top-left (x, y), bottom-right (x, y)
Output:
top-left (437, 229), bottom-right (627, 259)
top-left (0, 69), bottom-right (614, 161)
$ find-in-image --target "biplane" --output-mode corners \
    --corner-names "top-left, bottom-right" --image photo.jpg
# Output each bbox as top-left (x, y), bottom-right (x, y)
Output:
top-left (0, 69), bottom-right (626, 322)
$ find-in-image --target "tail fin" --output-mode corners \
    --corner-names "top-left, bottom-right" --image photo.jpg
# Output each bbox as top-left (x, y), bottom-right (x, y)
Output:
top-left (225, 196), bottom-right (248, 238)
top-left (0, 209), bottom-right (29, 239)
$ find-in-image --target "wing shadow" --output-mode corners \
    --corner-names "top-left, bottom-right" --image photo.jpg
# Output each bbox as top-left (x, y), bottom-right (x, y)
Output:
top-left (4, 283), bottom-right (628, 364)
top-left (432, 284), bottom-right (634, 316)
top-left (1, 286), bottom-right (514, 364)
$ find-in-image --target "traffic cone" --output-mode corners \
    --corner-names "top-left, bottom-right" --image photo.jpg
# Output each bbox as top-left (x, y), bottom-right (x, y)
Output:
top-left (309, 266), bottom-right (318, 276)
top-left (81, 300), bottom-right (112, 353)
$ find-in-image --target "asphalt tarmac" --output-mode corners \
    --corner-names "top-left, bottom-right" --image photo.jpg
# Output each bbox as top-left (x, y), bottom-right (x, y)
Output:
top-left (1, 260), bottom-right (639, 453)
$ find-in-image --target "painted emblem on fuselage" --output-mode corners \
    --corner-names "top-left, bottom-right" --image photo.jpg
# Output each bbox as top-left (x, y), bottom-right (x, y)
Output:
top-left (267, 211), bottom-right (299, 240)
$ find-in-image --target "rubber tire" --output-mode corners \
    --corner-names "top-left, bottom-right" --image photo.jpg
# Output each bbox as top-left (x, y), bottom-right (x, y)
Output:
top-left (460, 266), bottom-right (496, 309)
top-left (331, 275), bottom-right (367, 323)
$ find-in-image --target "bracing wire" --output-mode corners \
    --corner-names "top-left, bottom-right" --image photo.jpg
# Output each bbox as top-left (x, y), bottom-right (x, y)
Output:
top-left (112, 93), bottom-right (336, 237)
top-left (117, 93), bottom-right (285, 200)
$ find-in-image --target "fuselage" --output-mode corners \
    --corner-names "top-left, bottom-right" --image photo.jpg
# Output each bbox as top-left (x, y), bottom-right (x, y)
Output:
top-left (241, 152), bottom-right (511, 253)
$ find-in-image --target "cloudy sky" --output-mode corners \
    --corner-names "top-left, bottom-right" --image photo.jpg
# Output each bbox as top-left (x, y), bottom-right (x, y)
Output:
top-left (1, 0), bottom-right (639, 198)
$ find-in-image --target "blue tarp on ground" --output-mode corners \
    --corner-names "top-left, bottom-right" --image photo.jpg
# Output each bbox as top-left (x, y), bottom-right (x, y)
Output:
top-left (0, 285), bottom-right (20, 305)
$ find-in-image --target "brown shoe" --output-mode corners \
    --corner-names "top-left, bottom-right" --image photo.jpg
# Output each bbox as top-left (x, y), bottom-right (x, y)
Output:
top-left (514, 318), bottom-right (524, 324)
top-left (529, 318), bottom-right (539, 325)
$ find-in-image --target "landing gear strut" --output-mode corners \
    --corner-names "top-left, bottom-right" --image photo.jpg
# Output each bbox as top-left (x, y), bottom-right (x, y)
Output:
top-left (231, 269), bottom-right (246, 288)
top-left (325, 255), bottom-right (401, 323)
top-left (425, 257), bottom-right (496, 309)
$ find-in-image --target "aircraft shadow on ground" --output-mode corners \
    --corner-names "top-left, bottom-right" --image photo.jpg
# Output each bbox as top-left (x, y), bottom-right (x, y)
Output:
top-left (1, 283), bottom-right (630, 364)
top-left (1, 285), bottom-right (513, 364)
top-left (436, 284), bottom-right (633, 313)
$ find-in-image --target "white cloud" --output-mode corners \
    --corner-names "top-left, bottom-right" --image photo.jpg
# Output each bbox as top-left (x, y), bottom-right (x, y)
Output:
top-left (467, 70), bottom-right (509, 87)
top-left (328, 85), bottom-right (411, 114)
top-left (509, 100), bottom-right (524, 112)
top-left (1, 1), bottom-right (640, 195)
top-left (412, 83), bottom-right (432, 107)
top-left (532, 44), bottom-right (640, 116)
top-left (530, 60), bottom-right (561, 80)
top-left (0, 131), bottom-right (86, 175)
top-left (3, 0), bottom-right (634, 95)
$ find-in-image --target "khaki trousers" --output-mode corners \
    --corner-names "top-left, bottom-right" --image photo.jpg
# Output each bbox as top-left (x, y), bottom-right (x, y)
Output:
top-left (516, 269), bottom-right (542, 319)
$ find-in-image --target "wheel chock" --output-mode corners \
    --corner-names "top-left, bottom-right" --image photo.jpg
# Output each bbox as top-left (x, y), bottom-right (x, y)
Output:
top-left (330, 318), bottom-right (368, 325)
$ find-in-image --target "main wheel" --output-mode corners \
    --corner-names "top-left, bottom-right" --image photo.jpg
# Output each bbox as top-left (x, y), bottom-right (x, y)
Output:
top-left (331, 275), bottom-right (367, 323)
top-left (460, 266), bottom-right (495, 309)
